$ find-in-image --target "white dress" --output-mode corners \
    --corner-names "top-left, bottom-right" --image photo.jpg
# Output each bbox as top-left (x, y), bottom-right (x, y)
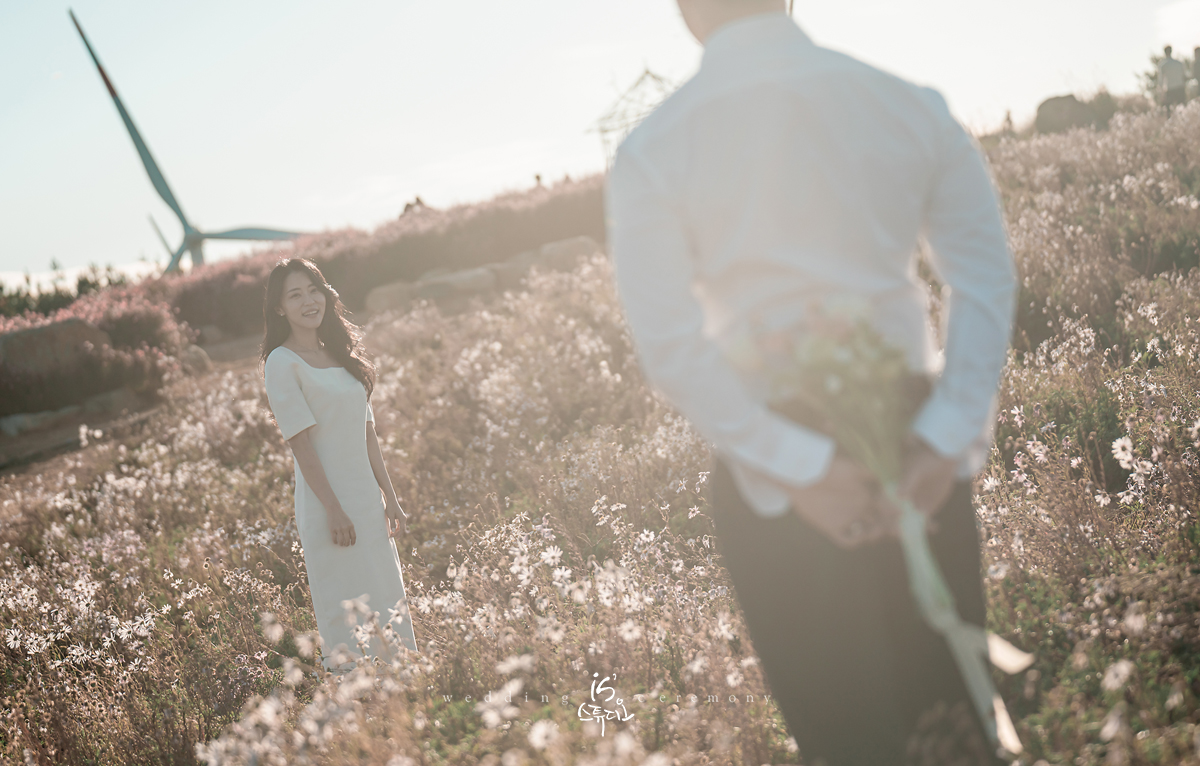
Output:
top-left (264, 346), bottom-right (418, 668)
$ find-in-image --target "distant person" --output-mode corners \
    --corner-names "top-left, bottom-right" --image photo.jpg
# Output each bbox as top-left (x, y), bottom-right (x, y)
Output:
top-left (262, 258), bottom-right (418, 671)
top-left (1193, 46), bottom-right (1200, 97)
top-left (1159, 45), bottom-right (1187, 111)
top-left (607, 0), bottom-right (1015, 763)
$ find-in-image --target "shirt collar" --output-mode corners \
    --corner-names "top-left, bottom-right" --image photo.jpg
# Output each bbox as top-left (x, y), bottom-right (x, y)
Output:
top-left (701, 12), bottom-right (813, 66)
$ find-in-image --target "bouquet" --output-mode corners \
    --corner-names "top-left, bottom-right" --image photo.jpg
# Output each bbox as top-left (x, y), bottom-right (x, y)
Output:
top-left (725, 298), bottom-right (1030, 755)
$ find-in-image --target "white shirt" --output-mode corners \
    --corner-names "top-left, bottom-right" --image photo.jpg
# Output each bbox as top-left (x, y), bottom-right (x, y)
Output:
top-left (1160, 55), bottom-right (1186, 91)
top-left (606, 13), bottom-right (1017, 517)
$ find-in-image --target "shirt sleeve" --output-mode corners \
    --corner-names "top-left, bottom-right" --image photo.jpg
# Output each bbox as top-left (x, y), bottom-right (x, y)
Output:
top-left (911, 94), bottom-right (1017, 462)
top-left (607, 146), bottom-right (836, 492)
top-left (264, 353), bottom-right (318, 441)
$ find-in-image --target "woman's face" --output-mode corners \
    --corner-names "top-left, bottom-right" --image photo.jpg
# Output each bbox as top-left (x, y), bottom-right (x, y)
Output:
top-left (278, 271), bottom-right (327, 333)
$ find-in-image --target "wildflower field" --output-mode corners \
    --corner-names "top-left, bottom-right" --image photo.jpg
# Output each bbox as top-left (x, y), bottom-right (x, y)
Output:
top-left (4, 104), bottom-right (1200, 766)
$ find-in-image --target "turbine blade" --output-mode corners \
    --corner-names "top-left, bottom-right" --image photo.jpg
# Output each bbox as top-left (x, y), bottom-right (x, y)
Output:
top-left (165, 241), bottom-right (189, 273)
top-left (147, 215), bottom-right (173, 257)
top-left (201, 227), bottom-right (302, 241)
top-left (70, 10), bottom-right (191, 230)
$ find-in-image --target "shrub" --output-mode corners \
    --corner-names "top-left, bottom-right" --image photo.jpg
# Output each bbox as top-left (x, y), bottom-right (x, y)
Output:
top-left (164, 175), bottom-right (606, 338)
top-left (0, 288), bottom-right (188, 417)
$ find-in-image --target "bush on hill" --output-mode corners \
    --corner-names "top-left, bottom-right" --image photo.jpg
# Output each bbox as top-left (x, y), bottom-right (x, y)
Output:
top-left (0, 289), bottom-right (188, 417)
top-left (0, 176), bottom-right (604, 416)
top-left (165, 175), bottom-right (606, 338)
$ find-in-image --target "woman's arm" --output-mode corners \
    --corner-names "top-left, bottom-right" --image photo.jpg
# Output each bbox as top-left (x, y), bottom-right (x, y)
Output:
top-left (289, 428), bottom-right (357, 547)
top-left (366, 421), bottom-right (407, 538)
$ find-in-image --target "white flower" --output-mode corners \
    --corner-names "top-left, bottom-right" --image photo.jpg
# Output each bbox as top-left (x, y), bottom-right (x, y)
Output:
top-left (476, 679), bottom-right (523, 728)
top-left (260, 612), bottom-right (284, 643)
top-left (1111, 437), bottom-right (1134, 470)
top-left (1101, 659), bottom-right (1134, 692)
top-left (712, 611), bottom-right (736, 641)
top-left (551, 566), bottom-right (572, 583)
top-left (496, 654), bottom-right (536, 675)
top-left (528, 719), bottom-right (559, 750)
top-left (981, 476), bottom-right (1000, 493)
top-left (539, 546), bottom-right (563, 566)
top-left (536, 614), bottom-right (565, 644)
top-left (618, 619), bottom-right (643, 643)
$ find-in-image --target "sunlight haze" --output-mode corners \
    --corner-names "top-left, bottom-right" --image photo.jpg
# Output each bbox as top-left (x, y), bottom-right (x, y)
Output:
top-left (0, 0), bottom-right (1183, 276)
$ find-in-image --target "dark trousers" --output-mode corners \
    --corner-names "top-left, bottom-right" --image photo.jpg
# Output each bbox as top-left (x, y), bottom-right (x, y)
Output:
top-left (711, 460), bottom-right (999, 766)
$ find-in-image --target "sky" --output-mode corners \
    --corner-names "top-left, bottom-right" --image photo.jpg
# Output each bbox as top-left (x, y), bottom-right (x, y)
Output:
top-left (0, 0), bottom-right (1193, 280)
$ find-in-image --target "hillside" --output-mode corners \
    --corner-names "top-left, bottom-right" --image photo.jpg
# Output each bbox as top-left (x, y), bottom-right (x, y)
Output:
top-left (4, 105), bottom-right (1200, 765)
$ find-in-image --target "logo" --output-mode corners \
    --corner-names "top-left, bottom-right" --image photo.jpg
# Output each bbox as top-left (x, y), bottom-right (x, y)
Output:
top-left (577, 672), bottom-right (634, 736)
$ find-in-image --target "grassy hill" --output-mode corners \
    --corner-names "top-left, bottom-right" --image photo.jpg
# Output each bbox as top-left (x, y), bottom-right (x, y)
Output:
top-left (3, 105), bottom-right (1200, 765)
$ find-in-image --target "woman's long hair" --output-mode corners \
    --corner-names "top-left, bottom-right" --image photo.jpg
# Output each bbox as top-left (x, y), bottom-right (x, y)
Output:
top-left (260, 258), bottom-right (375, 397)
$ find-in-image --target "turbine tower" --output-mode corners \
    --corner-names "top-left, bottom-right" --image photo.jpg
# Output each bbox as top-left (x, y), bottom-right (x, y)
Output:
top-left (69, 9), bottom-right (302, 272)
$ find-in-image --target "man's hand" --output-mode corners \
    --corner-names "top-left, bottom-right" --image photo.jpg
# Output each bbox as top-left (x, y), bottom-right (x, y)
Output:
top-left (879, 437), bottom-right (958, 527)
top-left (784, 454), bottom-right (881, 549)
top-left (384, 497), bottom-right (408, 539)
top-left (327, 507), bottom-right (356, 547)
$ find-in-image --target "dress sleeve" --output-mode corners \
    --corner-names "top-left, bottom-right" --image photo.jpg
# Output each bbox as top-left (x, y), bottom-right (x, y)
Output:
top-left (366, 400), bottom-right (375, 424)
top-left (264, 353), bottom-right (318, 441)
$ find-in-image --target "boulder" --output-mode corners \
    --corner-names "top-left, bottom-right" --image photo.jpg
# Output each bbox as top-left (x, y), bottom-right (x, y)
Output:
top-left (83, 387), bottom-right (142, 416)
top-left (0, 318), bottom-right (111, 378)
top-left (506, 249), bottom-right (539, 270)
top-left (416, 266), bottom-right (453, 282)
top-left (1035, 95), bottom-right (1096, 134)
top-left (365, 281), bottom-right (415, 314)
top-left (413, 266), bottom-right (497, 300)
top-left (0, 404), bottom-right (82, 438)
top-left (197, 325), bottom-right (226, 345)
top-left (178, 345), bottom-right (213, 375)
top-left (488, 261), bottom-right (528, 291)
top-left (535, 236), bottom-right (602, 271)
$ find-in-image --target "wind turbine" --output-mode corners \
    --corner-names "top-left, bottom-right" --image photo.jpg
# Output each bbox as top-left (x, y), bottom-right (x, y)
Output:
top-left (69, 9), bottom-right (302, 272)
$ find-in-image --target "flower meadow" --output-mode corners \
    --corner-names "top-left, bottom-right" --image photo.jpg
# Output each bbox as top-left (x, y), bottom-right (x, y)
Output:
top-left (4, 104), bottom-right (1200, 765)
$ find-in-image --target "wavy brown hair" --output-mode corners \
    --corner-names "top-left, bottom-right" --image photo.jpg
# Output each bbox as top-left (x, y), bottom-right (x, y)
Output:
top-left (260, 258), bottom-right (375, 397)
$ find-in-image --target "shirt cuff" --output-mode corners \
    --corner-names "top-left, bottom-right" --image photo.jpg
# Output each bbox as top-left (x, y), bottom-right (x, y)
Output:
top-left (734, 420), bottom-right (838, 488)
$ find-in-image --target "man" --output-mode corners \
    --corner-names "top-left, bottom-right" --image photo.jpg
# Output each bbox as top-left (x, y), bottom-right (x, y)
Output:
top-left (1159, 45), bottom-right (1187, 112)
top-left (606, 1), bottom-right (1016, 763)
top-left (1193, 46), bottom-right (1200, 97)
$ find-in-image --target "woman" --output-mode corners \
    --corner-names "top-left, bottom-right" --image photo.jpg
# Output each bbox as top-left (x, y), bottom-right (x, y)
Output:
top-left (261, 258), bottom-right (417, 670)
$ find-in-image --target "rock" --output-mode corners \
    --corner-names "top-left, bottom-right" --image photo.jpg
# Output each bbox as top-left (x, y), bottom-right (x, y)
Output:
top-left (83, 387), bottom-right (142, 416)
top-left (0, 404), bottom-right (82, 437)
top-left (1035, 95), bottom-right (1096, 134)
top-left (488, 261), bottom-right (528, 291)
top-left (365, 281), bottom-right (415, 315)
top-left (535, 236), bottom-right (601, 272)
top-left (178, 345), bottom-right (212, 375)
top-left (197, 325), bottom-right (225, 345)
top-left (416, 266), bottom-right (453, 282)
top-left (413, 266), bottom-right (497, 300)
top-left (0, 318), bottom-right (110, 378)
top-left (506, 249), bottom-right (539, 269)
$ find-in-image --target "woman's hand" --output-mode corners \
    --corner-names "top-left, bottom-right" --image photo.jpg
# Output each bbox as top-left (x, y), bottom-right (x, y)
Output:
top-left (327, 506), bottom-right (357, 547)
top-left (384, 497), bottom-right (408, 539)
